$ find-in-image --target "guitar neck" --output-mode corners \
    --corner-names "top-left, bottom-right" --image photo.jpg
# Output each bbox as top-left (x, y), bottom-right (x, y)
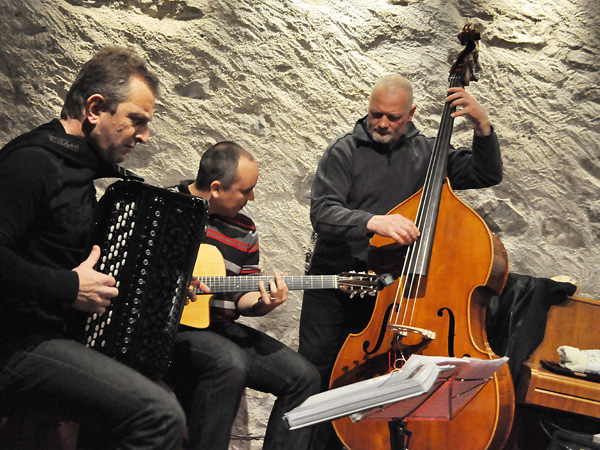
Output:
top-left (195, 275), bottom-right (338, 293)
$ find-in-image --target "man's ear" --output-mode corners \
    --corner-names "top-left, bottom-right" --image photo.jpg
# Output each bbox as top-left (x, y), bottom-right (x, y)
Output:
top-left (408, 104), bottom-right (417, 121)
top-left (209, 180), bottom-right (223, 198)
top-left (85, 94), bottom-right (105, 125)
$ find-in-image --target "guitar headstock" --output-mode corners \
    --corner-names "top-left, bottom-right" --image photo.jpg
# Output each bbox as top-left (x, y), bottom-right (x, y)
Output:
top-left (337, 272), bottom-right (395, 298)
top-left (449, 23), bottom-right (481, 86)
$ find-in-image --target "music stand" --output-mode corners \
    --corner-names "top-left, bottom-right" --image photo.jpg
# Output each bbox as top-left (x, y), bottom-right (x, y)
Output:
top-left (352, 368), bottom-right (493, 450)
top-left (283, 355), bottom-right (507, 450)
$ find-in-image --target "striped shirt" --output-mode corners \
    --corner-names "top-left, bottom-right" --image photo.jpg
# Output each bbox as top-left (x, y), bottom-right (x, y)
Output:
top-left (203, 213), bottom-right (260, 321)
top-left (171, 180), bottom-right (260, 321)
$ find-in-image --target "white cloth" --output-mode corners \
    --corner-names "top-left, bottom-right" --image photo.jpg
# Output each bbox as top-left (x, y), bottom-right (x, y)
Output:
top-left (558, 345), bottom-right (600, 374)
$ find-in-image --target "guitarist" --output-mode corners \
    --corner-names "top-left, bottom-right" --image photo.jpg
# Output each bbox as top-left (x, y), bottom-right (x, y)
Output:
top-left (166, 142), bottom-right (320, 450)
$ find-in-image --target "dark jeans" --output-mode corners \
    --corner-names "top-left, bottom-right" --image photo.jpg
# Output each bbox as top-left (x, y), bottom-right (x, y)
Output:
top-left (0, 339), bottom-right (185, 450)
top-left (298, 288), bottom-right (376, 450)
top-left (167, 321), bottom-right (320, 450)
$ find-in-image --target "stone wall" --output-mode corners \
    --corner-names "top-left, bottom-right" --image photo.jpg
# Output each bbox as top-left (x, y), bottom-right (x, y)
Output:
top-left (1, 0), bottom-right (599, 448)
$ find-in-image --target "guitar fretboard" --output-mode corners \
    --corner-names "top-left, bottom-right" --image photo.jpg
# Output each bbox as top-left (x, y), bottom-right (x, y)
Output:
top-left (193, 275), bottom-right (339, 293)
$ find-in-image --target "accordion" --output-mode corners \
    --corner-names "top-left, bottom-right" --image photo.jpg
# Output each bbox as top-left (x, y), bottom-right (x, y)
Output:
top-left (83, 180), bottom-right (208, 377)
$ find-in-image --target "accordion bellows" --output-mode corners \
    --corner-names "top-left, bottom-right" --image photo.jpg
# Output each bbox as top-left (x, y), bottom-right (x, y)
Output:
top-left (84, 180), bottom-right (208, 376)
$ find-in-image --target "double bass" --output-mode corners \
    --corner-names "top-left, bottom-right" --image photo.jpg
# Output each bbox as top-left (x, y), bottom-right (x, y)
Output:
top-left (329, 24), bottom-right (515, 450)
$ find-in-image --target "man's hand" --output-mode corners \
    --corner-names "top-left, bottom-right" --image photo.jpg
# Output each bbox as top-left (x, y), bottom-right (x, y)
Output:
top-left (446, 87), bottom-right (491, 136)
top-left (258, 272), bottom-right (288, 310)
top-left (186, 279), bottom-right (211, 305)
top-left (72, 245), bottom-right (118, 314)
top-left (238, 272), bottom-right (289, 316)
top-left (367, 214), bottom-right (420, 246)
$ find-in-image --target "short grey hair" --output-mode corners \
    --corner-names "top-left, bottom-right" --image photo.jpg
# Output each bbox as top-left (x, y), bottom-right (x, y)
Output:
top-left (371, 74), bottom-right (414, 109)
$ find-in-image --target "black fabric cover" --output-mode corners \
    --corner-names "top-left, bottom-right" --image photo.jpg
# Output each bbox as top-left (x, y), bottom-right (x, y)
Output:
top-left (486, 272), bottom-right (577, 382)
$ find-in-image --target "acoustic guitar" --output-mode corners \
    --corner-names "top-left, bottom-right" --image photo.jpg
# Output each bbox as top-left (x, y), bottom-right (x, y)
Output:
top-left (180, 244), bottom-right (390, 329)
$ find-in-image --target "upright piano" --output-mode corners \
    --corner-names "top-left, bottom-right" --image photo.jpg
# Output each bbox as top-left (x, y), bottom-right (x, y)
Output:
top-left (506, 293), bottom-right (600, 450)
top-left (515, 294), bottom-right (600, 417)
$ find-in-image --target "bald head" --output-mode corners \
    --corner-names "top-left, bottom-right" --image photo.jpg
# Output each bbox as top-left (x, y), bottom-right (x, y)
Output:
top-left (371, 74), bottom-right (414, 110)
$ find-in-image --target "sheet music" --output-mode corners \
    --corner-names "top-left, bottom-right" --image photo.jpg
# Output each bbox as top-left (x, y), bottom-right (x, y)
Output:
top-left (283, 355), bottom-right (508, 430)
top-left (284, 356), bottom-right (441, 430)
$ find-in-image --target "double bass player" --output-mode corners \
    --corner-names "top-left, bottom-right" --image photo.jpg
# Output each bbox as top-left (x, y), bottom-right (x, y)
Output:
top-left (298, 73), bottom-right (503, 450)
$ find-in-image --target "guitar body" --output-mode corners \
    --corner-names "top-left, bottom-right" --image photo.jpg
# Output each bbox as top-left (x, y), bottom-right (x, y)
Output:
top-left (180, 244), bottom-right (225, 328)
